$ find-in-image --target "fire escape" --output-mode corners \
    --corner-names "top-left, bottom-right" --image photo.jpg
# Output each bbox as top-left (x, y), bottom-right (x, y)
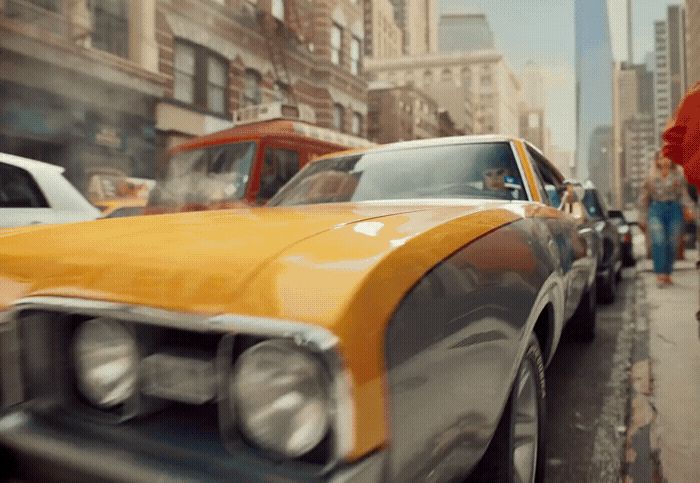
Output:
top-left (258, 0), bottom-right (304, 107)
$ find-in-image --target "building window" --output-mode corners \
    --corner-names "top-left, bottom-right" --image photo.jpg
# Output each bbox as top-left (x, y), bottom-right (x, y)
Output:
top-left (350, 36), bottom-right (361, 75)
top-left (333, 103), bottom-right (345, 131)
top-left (351, 112), bottom-right (363, 135)
top-left (243, 69), bottom-right (262, 107)
top-left (90, 0), bottom-right (129, 58)
top-left (273, 81), bottom-right (289, 103)
top-left (207, 57), bottom-right (228, 114)
top-left (174, 40), bottom-right (229, 115)
top-left (331, 23), bottom-right (343, 65)
top-left (441, 68), bottom-right (453, 83)
top-left (271, 0), bottom-right (284, 21)
top-left (174, 42), bottom-right (196, 105)
top-left (423, 70), bottom-right (433, 87)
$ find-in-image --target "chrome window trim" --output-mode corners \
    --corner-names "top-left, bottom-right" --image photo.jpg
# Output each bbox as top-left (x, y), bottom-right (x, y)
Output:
top-left (8, 296), bottom-right (354, 464)
top-left (510, 140), bottom-right (534, 202)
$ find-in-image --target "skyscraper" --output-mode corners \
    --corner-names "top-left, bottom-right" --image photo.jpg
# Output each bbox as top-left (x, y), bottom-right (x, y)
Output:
top-left (575, 0), bottom-right (614, 200)
top-left (654, 5), bottom-right (687, 150)
top-left (438, 13), bottom-right (495, 53)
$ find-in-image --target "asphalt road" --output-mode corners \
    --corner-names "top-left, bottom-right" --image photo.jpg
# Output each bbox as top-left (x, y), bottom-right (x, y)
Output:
top-left (543, 268), bottom-right (637, 482)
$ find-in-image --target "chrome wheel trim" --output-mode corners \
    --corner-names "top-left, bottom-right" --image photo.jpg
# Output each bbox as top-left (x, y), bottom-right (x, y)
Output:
top-left (513, 360), bottom-right (538, 483)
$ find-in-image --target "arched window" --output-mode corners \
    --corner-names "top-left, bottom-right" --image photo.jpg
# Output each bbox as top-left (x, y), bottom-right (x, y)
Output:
top-left (243, 69), bottom-right (262, 107)
top-left (333, 103), bottom-right (345, 132)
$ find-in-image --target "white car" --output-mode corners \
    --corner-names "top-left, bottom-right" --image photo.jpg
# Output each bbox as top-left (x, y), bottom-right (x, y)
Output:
top-left (0, 152), bottom-right (101, 229)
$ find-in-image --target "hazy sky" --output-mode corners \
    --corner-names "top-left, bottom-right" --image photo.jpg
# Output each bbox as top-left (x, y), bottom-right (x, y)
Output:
top-left (438, 0), bottom-right (683, 152)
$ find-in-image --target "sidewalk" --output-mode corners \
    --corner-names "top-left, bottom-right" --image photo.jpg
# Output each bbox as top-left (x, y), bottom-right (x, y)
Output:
top-left (637, 255), bottom-right (700, 482)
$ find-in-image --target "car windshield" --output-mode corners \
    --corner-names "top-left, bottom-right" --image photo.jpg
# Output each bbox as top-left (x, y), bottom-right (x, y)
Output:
top-left (148, 142), bottom-right (256, 207)
top-left (270, 142), bottom-right (526, 206)
top-left (582, 189), bottom-right (605, 220)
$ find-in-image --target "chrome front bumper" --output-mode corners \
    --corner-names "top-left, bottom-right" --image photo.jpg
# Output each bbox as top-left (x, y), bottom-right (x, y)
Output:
top-left (0, 408), bottom-right (387, 482)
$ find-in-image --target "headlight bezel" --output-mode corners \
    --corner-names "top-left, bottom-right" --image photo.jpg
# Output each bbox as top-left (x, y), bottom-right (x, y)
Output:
top-left (217, 333), bottom-right (354, 464)
top-left (71, 317), bottom-right (141, 411)
top-left (230, 338), bottom-right (333, 458)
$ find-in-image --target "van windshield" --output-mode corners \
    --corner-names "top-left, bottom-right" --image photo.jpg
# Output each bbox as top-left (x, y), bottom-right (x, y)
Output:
top-left (148, 142), bottom-right (256, 208)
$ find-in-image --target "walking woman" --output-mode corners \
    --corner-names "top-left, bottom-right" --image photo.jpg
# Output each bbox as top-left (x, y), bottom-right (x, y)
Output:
top-left (639, 152), bottom-right (692, 287)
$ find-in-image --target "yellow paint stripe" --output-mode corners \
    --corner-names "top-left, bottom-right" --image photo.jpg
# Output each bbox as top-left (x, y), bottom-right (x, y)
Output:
top-left (514, 140), bottom-right (542, 203)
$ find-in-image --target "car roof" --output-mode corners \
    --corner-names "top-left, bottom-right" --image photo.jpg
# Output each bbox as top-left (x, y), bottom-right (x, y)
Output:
top-left (313, 134), bottom-right (520, 161)
top-left (0, 152), bottom-right (65, 174)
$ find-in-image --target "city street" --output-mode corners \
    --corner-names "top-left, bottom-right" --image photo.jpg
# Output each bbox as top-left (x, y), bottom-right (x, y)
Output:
top-left (544, 269), bottom-right (637, 481)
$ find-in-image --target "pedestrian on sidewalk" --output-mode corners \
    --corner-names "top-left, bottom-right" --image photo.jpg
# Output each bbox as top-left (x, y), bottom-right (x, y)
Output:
top-left (638, 153), bottom-right (691, 287)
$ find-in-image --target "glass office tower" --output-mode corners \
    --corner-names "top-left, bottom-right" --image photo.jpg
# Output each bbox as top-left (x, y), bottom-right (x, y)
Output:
top-left (575, 0), bottom-right (614, 200)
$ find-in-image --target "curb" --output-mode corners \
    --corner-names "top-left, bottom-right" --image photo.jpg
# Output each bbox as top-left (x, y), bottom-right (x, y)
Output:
top-left (623, 274), bottom-right (661, 482)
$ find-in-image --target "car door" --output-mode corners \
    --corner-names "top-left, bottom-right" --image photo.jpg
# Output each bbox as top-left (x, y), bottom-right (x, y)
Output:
top-left (524, 146), bottom-right (594, 320)
top-left (0, 162), bottom-right (56, 228)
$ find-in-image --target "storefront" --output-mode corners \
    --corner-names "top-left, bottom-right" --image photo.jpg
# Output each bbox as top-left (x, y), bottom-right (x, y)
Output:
top-left (0, 74), bottom-right (156, 192)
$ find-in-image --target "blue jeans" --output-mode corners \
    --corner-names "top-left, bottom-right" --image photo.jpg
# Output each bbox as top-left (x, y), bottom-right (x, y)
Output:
top-left (648, 201), bottom-right (683, 275)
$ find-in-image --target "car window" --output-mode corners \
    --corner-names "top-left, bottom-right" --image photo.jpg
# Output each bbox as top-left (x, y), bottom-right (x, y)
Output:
top-left (270, 142), bottom-right (527, 206)
top-left (258, 148), bottom-right (300, 203)
top-left (526, 145), bottom-right (565, 207)
top-left (0, 162), bottom-right (49, 208)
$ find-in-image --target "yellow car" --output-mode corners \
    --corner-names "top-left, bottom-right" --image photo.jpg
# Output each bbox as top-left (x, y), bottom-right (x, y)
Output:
top-left (0, 136), bottom-right (597, 482)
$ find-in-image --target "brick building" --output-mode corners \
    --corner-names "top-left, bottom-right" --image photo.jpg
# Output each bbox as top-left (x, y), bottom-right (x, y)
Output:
top-left (0, 0), bottom-right (165, 191)
top-left (367, 81), bottom-right (440, 143)
top-left (0, 0), bottom-right (368, 188)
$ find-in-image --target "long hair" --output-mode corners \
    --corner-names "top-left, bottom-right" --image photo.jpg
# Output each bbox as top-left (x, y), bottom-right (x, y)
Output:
top-left (649, 150), bottom-right (678, 180)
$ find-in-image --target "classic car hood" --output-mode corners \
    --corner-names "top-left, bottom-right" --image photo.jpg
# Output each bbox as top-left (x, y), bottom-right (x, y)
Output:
top-left (0, 203), bottom-right (497, 312)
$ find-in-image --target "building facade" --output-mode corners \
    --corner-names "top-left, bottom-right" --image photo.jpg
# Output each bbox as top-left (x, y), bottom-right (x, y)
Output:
top-left (155, 0), bottom-right (368, 171)
top-left (522, 61), bottom-right (546, 111)
top-left (363, 0), bottom-right (403, 59)
top-left (623, 113), bottom-right (655, 208)
top-left (438, 13), bottom-right (495, 53)
top-left (0, 0), bottom-right (369, 188)
top-left (367, 82), bottom-right (439, 143)
top-left (388, 0), bottom-right (437, 55)
top-left (0, 0), bottom-right (165, 192)
top-left (654, 6), bottom-right (687, 150)
top-left (364, 50), bottom-right (522, 137)
top-left (519, 107), bottom-right (546, 151)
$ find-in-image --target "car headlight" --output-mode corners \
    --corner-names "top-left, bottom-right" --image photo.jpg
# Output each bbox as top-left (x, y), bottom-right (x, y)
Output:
top-left (72, 318), bottom-right (139, 408)
top-left (231, 339), bottom-right (330, 457)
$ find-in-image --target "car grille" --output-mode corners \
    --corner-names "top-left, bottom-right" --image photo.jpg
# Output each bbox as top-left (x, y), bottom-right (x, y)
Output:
top-left (6, 308), bottom-right (333, 468)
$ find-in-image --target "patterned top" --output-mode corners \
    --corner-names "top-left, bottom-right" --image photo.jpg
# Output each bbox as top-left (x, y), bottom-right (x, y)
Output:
top-left (639, 169), bottom-right (691, 219)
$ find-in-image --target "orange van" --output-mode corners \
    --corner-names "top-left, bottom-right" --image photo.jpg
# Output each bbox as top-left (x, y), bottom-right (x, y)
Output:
top-left (146, 104), bottom-right (374, 214)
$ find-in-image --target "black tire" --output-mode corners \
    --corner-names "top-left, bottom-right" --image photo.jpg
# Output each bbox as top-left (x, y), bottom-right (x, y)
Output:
top-left (571, 280), bottom-right (597, 341)
top-left (600, 268), bottom-right (616, 305)
top-left (467, 334), bottom-right (546, 483)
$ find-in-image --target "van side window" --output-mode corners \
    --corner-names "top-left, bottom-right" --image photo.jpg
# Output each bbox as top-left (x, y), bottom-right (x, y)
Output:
top-left (258, 148), bottom-right (300, 202)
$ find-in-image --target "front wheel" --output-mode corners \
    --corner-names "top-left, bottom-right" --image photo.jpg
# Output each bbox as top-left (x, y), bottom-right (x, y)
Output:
top-left (467, 334), bottom-right (546, 482)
